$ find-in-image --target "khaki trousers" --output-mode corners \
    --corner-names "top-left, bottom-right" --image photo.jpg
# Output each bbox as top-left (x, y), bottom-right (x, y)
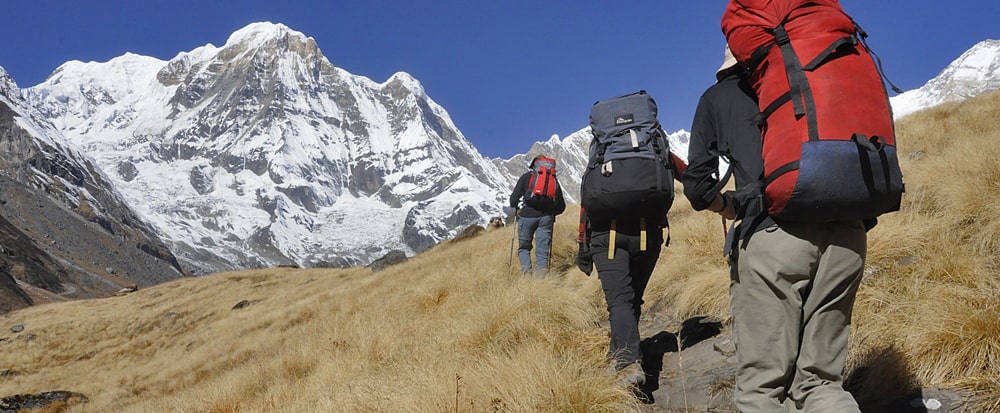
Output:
top-left (730, 220), bottom-right (866, 413)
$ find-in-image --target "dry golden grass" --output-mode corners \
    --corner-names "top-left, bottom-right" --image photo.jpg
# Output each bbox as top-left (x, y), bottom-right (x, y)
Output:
top-left (850, 90), bottom-right (1000, 407)
top-left (2, 90), bottom-right (1000, 411)
top-left (0, 219), bottom-right (643, 412)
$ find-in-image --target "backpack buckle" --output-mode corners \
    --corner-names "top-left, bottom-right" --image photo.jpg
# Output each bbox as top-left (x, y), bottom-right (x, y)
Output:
top-left (601, 161), bottom-right (613, 176)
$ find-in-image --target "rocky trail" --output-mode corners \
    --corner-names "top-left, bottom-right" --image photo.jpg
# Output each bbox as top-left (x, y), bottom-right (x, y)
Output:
top-left (634, 316), bottom-right (978, 412)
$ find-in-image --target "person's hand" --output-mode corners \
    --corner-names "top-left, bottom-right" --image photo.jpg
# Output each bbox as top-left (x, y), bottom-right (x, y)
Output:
top-left (576, 243), bottom-right (593, 276)
top-left (719, 194), bottom-right (736, 220)
top-left (709, 194), bottom-right (736, 220)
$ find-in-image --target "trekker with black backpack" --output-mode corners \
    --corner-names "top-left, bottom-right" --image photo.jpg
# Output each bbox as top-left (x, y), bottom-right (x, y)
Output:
top-left (681, 1), bottom-right (904, 410)
top-left (576, 90), bottom-right (685, 388)
top-left (509, 155), bottom-right (566, 277)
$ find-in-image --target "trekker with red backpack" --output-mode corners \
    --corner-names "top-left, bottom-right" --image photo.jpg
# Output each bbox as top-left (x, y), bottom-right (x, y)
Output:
top-left (697, 0), bottom-right (905, 411)
top-left (688, 43), bottom-right (866, 413)
top-left (509, 155), bottom-right (566, 277)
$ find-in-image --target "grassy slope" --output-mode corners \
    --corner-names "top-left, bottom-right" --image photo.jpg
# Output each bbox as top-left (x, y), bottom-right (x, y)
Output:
top-left (1, 90), bottom-right (999, 412)
top-left (849, 90), bottom-right (1000, 410)
top-left (0, 219), bottom-right (643, 412)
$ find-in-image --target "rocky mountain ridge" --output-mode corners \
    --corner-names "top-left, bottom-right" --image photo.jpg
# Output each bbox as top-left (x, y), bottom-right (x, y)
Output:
top-left (0, 67), bottom-right (185, 312)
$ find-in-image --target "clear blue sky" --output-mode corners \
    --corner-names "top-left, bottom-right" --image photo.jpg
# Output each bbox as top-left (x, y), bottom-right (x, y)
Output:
top-left (2, 1), bottom-right (997, 159)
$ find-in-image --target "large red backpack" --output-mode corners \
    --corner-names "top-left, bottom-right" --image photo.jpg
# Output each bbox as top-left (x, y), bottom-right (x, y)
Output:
top-left (721, 0), bottom-right (903, 222)
top-left (524, 156), bottom-right (559, 211)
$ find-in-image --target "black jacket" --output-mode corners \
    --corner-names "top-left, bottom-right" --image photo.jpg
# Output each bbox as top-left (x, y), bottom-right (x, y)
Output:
top-left (510, 171), bottom-right (566, 218)
top-left (682, 71), bottom-right (774, 242)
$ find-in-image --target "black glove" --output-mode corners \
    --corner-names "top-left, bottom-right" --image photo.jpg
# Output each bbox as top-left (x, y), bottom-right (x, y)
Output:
top-left (576, 243), bottom-right (593, 276)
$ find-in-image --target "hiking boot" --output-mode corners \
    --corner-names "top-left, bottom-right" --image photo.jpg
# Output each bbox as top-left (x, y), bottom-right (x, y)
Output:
top-left (617, 361), bottom-right (646, 387)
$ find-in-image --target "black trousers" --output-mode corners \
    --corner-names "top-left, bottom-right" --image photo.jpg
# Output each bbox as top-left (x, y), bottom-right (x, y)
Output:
top-left (589, 227), bottom-right (662, 369)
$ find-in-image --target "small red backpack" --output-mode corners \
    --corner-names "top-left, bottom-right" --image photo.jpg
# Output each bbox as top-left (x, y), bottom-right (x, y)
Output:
top-left (524, 156), bottom-right (558, 211)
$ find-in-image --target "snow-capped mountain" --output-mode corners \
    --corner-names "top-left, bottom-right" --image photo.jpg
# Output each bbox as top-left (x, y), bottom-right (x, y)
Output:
top-left (0, 65), bottom-right (185, 311)
top-left (26, 22), bottom-right (511, 274)
top-left (890, 39), bottom-right (1000, 119)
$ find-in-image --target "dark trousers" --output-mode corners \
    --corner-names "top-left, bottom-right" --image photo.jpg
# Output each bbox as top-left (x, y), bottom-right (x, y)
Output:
top-left (590, 228), bottom-right (663, 369)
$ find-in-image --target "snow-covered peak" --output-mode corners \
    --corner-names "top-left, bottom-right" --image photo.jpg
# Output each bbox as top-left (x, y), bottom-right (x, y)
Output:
top-left (946, 39), bottom-right (1000, 81)
top-left (47, 53), bottom-right (164, 87)
top-left (383, 72), bottom-right (426, 96)
top-left (225, 22), bottom-right (311, 48)
top-left (51, 52), bottom-right (162, 76)
top-left (891, 39), bottom-right (1000, 119)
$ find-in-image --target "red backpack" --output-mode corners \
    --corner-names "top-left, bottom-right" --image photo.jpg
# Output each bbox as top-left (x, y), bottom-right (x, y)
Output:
top-left (721, 0), bottom-right (904, 222)
top-left (524, 156), bottom-right (558, 211)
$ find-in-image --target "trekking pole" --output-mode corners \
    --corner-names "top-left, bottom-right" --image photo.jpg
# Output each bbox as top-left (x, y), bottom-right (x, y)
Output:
top-left (547, 215), bottom-right (555, 274)
top-left (508, 210), bottom-right (518, 274)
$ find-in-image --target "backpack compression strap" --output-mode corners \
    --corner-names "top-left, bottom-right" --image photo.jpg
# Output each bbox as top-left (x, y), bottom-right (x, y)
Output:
top-left (608, 219), bottom-right (617, 260)
top-left (606, 217), bottom-right (648, 261)
top-left (639, 218), bottom-right (647, 252)
top-left (753, 24), bottom-right (858, 190)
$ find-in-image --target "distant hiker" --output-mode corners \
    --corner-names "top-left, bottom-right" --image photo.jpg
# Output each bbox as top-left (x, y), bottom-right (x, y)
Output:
top-left (681, 0), bottom-right (903, 409)
top-left (488, 216), bottom-right (505, 229)
top-left (577, 90), bottom-right (685, 387)
top-left (509, 155), bottom-right (566, 277)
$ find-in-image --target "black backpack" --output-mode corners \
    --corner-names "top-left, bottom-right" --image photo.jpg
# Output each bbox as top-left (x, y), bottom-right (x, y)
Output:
top-left (581, 90), bottom-right (675, 223)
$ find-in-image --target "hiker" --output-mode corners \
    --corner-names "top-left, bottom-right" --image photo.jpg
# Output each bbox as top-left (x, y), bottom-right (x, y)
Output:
top-left (509, 155), bottom-right (566, 277)
top-left (577, 91), bottom-right (684, 387)
top-left (709, 1), bottom-right (902, 410)
top-left (488, 216), bottom-right (505, 229)
top-left (683, 40), bottom-right (883, 412)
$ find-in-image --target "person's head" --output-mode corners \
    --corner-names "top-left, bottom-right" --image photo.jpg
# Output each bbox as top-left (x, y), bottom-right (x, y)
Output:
top-left (529, 155), bottom-right (546, 168)
top-left (716, 45), bottom-right (739, 82)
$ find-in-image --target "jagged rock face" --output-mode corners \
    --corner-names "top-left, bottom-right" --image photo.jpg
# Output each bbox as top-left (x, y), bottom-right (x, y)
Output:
top-left (0, 67), bottom-right (185, 312)
top-left (0, 211), bottom-right (62, 312)
top-left (25, 23), bottom-right (511, 274)
top-left (0, 271), bottom-right (32, 313)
